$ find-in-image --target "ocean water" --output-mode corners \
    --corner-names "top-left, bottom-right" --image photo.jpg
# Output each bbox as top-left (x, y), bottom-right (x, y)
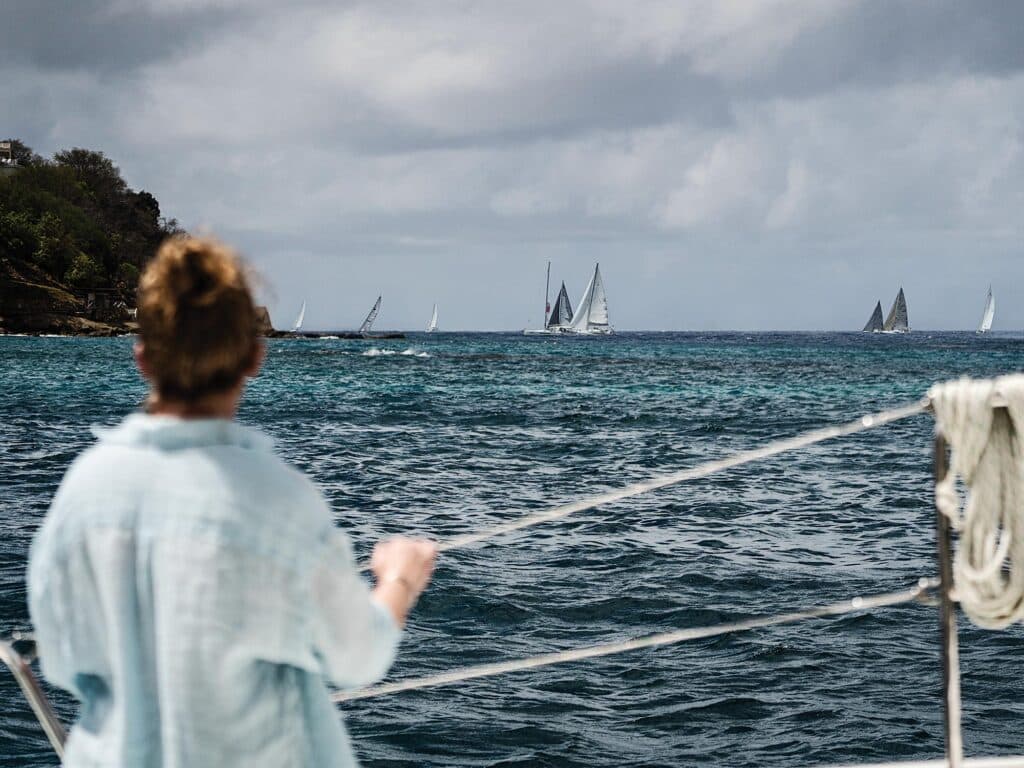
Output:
top-left (2, 331), bottom-right (1024, 767)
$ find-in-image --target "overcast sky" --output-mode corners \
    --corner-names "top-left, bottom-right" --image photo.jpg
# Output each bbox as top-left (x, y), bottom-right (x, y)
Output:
top-left (3, 1), bottom-right (1022, 331)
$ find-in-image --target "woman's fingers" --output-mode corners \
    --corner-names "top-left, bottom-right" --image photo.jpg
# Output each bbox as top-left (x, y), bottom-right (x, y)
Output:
top-left (371, 536), bottom-right (438, 598)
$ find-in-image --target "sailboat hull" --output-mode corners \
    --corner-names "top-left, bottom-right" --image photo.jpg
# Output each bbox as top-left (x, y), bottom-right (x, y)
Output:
top-left (523, 327), bottom-right (571, 335)
top-left (564, 327), bottom-right (613, 335)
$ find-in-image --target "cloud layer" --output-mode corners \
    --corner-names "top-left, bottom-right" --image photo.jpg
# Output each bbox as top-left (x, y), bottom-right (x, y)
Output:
top-left (4, 1), bottom-right (1023, 330)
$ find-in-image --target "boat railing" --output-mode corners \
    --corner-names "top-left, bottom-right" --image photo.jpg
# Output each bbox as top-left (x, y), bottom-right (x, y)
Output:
top-left (0, 632), bottom-right (65, 759)
top-left (2, 405), bottom-right (1022, 767)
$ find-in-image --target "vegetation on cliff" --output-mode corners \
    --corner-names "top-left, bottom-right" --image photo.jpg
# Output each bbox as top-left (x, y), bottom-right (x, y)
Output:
top-left (0, 139), bottom-right (181, 292)
top-left (0, 139), bottom-right (185, 333)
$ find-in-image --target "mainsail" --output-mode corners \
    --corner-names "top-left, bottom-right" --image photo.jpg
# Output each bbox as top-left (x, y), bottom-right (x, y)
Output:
top-left (977, 287), bottom-right (995, 334)
top-left (427, 304), bottom-right (438, 333)
top-left (546, 283), bottom-right (574, 329)
top-left (359, 296), bottom-right (382, 334)
top-left (291, 301), bottom-right (306, 333)
top-left (569, 264), bottom-right (611, 333)
top-left (862, 301), bottom-right (884, 332)
top-left (883, 287), bottom-right (909, 332)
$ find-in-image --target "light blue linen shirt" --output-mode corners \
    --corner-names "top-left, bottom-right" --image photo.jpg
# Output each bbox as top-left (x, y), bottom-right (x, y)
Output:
top-left (28, 413), bottom-right (401, 768)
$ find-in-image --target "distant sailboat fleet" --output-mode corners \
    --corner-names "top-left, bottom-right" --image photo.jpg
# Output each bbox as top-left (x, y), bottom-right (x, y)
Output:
top-left (282, 294), bottom-right (403, 339)
top-left (524, 262), bottom-right (613, 335)
top-left (861, 285), bottom-right (996, 334)
top-left (285, 275), bottom-right (996, 336)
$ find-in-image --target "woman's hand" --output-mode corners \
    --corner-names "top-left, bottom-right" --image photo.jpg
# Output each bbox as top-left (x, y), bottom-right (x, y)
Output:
top-left (370, 536), bottom-right (437, 627)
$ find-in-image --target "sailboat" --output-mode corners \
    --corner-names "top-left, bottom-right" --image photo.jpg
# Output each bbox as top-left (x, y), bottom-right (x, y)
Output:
top-left (291, 301), bottom-right (306, 333)
top-left (882, 287), bottom-right (910, 333)
top-left (977, 286), bottom-right (995, 334)
top-left (524, 261), bottom-right (558, 335)
top-left (426, 304), bottom-right (438, 333)
top-left (862, 301), bottom-right (884, 333)
top-left (358, 296), bottom-right (382, 335)
top-left (566, 263), bottom-right (612, 335)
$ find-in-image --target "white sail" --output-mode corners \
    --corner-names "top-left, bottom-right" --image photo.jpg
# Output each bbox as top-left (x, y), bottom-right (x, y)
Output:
top-left (427, 304), bottom-right (438, 332)
top-left (978, 287), bottom-right (995, 333)
top-left (568, 264), bottom-right (611, 334)
top-left (291, 301), bottom-right (306, 333)
top-left (359, 296), bottom-right (382, 334)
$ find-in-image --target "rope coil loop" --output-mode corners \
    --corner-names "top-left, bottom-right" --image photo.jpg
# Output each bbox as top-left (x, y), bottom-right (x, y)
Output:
top-left (930, 375), bottom-right (1024, 629)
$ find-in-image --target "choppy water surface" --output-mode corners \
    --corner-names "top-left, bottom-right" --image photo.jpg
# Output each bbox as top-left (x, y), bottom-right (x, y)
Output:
top-left (2, 332), bottom-right (1024, 767)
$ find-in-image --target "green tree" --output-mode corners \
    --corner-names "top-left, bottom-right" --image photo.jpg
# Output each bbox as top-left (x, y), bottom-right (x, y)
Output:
top-left (0, 140), bottom-right (181, 291)
top-left (54, 148), bottom-right (127, 199)
top-left (33, 212), bottom-right (78, 278)
top-left (0, 205), bottom-right (38, 260)
top-left (116, 262), bottom-right (140, 286)
top-left (64, 252), bottom-right (105, 288)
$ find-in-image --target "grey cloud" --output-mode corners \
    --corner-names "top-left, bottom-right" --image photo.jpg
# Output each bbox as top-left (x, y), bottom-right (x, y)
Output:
top-left (0, 0), bottom-right (245, 73)
top-left (746, 0), bottom-right (1024, 99)
top-left (3, 1), bottom-right (1024, 332)
top-left (335, 53), bottom-right (734, 155)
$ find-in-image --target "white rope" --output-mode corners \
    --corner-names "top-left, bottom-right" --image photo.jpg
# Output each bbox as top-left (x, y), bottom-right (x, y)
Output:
top-left (333, 578), bottom-right (937, 703)
top-left (930, 375), bottom-right (1024, 629)
top-left (435, 398), bottom-right (930, 553)
top-left (818, 757), bottom-right (1024, 768)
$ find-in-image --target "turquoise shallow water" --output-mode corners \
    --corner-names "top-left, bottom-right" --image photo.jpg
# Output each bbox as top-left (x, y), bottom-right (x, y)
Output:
top-left (2, 331), bottom-right (1024, 767)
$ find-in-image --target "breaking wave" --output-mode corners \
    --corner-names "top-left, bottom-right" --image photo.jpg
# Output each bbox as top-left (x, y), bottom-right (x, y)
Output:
top-left (362, 347), bottom-right (430, 358)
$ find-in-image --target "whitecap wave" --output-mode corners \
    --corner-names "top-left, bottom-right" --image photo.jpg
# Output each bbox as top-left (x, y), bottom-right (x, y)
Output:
top-left (363, 347), bottom-right (430, 358)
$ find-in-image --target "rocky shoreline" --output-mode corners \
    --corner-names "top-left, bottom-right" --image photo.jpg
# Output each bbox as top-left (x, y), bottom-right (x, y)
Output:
top-left (0, 259), bottom-right (132, 336)
top-left (1, 260), bottom-right (409, 339)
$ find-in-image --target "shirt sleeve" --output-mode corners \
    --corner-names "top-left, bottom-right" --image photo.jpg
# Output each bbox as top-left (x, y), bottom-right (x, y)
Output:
top-left (28, 514), bottom-right (106, 700)
top-left (309, 530), bottom-right (402, 690)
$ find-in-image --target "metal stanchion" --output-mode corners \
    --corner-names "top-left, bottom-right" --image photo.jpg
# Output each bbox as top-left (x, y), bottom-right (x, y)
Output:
top-left (0, 635), bottom-right (65, 759)
top-left (935, 433), bottom-right (963, 767)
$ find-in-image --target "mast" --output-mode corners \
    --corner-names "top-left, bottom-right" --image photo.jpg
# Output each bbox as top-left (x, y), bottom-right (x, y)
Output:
top-left (543, 261), bottom-right (551, 329)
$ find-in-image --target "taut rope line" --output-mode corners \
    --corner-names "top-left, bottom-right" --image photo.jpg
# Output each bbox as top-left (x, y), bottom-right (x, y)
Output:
top-left (334, 578), bottom-right (937, 702)
top-left (435, 398), bottom-right (930, 553)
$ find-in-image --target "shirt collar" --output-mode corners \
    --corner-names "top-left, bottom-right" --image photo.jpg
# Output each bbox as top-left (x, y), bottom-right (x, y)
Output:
top-left (92, 412), bottom-right (274, 452)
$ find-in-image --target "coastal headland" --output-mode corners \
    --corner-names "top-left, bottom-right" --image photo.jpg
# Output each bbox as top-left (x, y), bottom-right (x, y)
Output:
top-left (0, 141), bottom-right (175, 336)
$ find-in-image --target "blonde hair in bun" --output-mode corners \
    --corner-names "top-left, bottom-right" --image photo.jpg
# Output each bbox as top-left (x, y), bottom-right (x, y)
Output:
top-left (137, 236), bottom-right (259, 401)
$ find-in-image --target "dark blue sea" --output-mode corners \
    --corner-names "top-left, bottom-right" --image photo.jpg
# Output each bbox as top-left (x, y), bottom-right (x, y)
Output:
top-left (2, 332), bottom-right (1024, 767)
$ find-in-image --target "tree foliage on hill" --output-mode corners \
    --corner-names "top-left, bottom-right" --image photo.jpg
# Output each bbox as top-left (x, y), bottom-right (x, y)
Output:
top-left (0, 139), bottom-right (181, 292)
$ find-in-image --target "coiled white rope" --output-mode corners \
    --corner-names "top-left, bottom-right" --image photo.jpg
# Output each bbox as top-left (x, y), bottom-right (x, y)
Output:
top-left (930, 374), bottom-right (1024, 629)
top-left (334, 578), bottom-right (937, 702)
top-left (435, 398), bottom-right (930, 553)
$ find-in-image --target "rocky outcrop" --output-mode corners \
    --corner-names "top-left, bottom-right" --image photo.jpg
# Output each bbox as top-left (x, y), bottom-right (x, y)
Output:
top-left (254, 305), bottom-right (274, 335)
top-left (0, 258), bottom-right (126, 335)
